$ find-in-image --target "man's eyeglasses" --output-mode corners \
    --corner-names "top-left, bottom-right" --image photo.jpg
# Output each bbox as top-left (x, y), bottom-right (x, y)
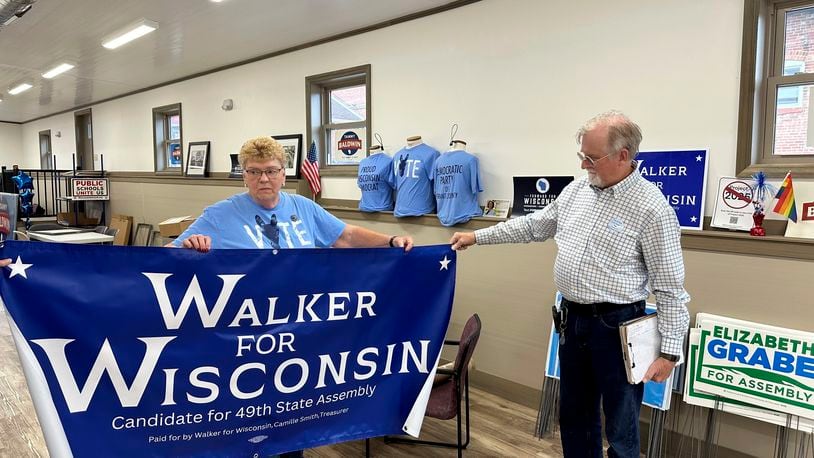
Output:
top-left (577, 150), bottom-right (616, 167)
top-left (245, 167), bottom-right (283, 178)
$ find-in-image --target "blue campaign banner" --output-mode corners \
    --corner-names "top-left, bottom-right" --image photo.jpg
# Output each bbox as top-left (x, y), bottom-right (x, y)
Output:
top-left (636, 149), bottom-right (709, 230)
top-left (544, 294), bottom-right (675, 410)
top-left (0, 242), bottom-right (456, 457)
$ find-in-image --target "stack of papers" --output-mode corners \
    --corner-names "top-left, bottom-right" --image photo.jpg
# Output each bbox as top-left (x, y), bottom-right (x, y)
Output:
top-left (619, 314), bottom-right (661, 384)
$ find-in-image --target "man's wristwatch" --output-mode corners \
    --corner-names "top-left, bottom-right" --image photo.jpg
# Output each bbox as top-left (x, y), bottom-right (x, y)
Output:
top-left (659, 352), bottom-right (680, 362)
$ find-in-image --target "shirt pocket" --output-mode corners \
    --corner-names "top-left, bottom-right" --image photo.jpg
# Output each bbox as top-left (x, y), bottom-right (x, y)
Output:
top-left (589, 227), bottom-right (640, 272)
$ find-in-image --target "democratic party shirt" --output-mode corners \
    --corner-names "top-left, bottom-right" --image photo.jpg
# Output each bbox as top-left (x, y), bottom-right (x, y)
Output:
top-left (433, 150), bottom-right (483, 226)
top-left (393, 143), bottom-right (440, 217)
top-left (172, 191), bottom-right (346, 249)
top-left (357, 153), bottom-right (395, 212)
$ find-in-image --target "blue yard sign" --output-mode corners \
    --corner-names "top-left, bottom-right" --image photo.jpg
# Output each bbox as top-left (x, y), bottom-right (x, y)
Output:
top-left (0, 242), bottom-right (456, 457)
top-left (636, 149), bottom-right (709, 230)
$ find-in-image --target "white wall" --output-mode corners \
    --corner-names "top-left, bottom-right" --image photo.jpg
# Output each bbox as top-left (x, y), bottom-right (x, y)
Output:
top-left (21, 114), bottom-right (75, 169)
top-left (0, 122), bottom-right (23, 167)
top-left (20, 0), bottom-right (744, 214)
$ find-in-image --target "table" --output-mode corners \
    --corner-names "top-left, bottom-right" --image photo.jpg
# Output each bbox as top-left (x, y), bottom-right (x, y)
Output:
top-left (32, 228), bottom-right (87, 235)
top-left (27, 231), bottom-right (114, 244)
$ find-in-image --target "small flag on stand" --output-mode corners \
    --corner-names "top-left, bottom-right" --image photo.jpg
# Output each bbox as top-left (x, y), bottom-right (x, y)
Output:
top-left (773, 171), bottom-right (798, 223)
top-left (301, 141), bottom-right (321, 197)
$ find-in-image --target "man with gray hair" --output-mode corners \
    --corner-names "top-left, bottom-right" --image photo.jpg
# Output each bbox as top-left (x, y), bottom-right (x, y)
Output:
top-left (449, 111), bottom-right (689, 457)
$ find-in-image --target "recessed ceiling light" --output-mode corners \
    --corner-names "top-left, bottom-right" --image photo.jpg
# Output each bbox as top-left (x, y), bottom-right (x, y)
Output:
top-left (102, 19), bottom-right (159, 50)
top-left (42, 63), bottom-right (75, 79)
top-left (8, 83), bottom-right (33, 95)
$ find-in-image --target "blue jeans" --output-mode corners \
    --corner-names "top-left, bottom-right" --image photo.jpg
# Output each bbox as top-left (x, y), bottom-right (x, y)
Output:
top-left (558, 301), bottom-right (645, 458)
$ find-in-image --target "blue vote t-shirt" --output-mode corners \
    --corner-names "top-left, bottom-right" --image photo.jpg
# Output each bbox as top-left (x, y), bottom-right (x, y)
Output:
top-left (172, 191), bottom-right (346, 249)
top-left (393, 143), bottom-right (440, 217)
top-left (434, 150), bottom-right (483, 226)
top-left (357, 153), bottom-right (395, 212)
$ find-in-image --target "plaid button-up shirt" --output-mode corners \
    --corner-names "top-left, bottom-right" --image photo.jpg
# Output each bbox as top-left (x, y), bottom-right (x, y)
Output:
top-left (475, 170), bottom-right (690, 355)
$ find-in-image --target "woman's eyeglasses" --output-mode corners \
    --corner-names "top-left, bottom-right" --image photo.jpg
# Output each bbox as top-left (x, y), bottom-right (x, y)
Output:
top-left (245, 167), bottom-right (283, 178)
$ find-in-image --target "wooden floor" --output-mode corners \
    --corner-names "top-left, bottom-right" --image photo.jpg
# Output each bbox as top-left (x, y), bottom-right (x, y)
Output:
top-left (0, 304), bottom-right (562, 457)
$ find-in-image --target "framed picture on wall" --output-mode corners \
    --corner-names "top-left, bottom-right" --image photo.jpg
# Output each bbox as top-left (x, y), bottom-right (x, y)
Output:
top-left (273, 134), bottom-right (302, 178)
top-left (185, 141), bottom-right (211, 177)
top-left (229, 153), bottom-right (243, 178)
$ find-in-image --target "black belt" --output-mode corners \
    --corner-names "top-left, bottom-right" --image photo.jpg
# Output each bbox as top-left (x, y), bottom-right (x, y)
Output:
top-left (560, 297), bottom-right (643, 316)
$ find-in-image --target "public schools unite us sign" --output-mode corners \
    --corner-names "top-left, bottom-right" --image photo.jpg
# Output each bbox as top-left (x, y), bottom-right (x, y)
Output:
top-left (0, 242), bottom-right (456, 457)
top-left (689, 313), bottom-right (814, 423)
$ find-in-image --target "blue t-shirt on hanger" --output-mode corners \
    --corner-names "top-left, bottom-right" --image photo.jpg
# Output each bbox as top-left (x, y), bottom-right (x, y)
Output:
top-left (392, 143), bottom-right (440, 217)
top-left (357, 152), bottom-right (395, 212)
top-left (172, 192), bottom-right (346, 249)
top-left (434, 150), bottom-right (483, 226)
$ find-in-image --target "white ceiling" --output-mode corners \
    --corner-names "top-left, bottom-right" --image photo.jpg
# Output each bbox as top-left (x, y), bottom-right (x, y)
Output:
top-left (0, 0), bottom-right (461, 123)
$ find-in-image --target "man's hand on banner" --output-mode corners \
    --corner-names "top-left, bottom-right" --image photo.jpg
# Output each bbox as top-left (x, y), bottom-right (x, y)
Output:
top-left (0, 258), bottom-right (10, 268)
top-left (449, 232), bottom-right (476, 251)
top-left (180, 234), bottom-right (211, 253)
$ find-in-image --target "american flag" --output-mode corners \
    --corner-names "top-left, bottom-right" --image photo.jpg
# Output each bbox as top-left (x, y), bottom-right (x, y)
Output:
top-left (301, 141), bottom-right (321, 196)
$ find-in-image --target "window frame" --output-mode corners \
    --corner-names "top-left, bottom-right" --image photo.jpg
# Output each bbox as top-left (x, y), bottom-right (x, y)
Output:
top-left (737, 0), bottom-right (814, 178)
top-left (305, 65), bottom-right (372, 177)
top-left (152, 103), bottom-right (183, 175)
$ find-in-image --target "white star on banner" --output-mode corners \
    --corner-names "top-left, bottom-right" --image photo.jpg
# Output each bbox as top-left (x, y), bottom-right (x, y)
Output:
top-left (7, 256), bottom-right (32, 279)
top-left (439, 256), bottom-right (451, 271)
top-left (696, 155), bottom-right (703, 162)
top-left (690, 216), bottom-right (698, 223)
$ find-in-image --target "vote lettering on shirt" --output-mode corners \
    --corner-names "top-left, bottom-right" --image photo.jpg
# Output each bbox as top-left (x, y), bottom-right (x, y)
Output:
top-left (242, 217), bottom-right (313, 248)
top-left (393, 144), bottom-right (440, 217)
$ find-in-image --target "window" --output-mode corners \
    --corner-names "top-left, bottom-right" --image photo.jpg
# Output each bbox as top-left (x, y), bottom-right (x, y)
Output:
top-left (152, 103), bottom-right (183, 174)
top-left (39, 130), bottom-right (52, 170)
top-left (737, 1), bottom-right (814, 176)
top-left (306, 65), bottom-right (371, 176)
top-left (777, 61), bottom-right (804, 108)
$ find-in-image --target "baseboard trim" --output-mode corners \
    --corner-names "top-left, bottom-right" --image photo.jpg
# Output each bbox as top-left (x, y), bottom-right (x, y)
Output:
top-left (468, 369), bottom-right (541, 410)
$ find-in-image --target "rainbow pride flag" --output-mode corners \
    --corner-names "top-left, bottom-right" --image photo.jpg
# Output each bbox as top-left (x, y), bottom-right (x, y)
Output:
top-left (773, 172), bottom-right (797, 222)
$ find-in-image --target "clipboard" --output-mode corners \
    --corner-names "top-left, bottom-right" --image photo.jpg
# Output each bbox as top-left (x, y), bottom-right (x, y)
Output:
top-left (619, 314), bottom-right (661, 384)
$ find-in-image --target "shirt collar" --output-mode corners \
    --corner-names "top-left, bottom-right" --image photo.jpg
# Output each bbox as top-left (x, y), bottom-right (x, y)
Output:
top-left (589, 166), bottom-right (640, 197)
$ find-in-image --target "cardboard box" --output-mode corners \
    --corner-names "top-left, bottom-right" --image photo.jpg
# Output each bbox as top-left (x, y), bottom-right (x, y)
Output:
top-left (159, 216), bottom-right (195, 238)
top-left (57, 211), bottom-right (100, 226)
top-left (109, 214), bottom-right (133, 246)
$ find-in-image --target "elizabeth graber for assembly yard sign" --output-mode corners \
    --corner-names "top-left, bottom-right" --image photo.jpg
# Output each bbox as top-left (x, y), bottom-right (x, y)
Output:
top-left (690, 313), bottom-right (814, 421)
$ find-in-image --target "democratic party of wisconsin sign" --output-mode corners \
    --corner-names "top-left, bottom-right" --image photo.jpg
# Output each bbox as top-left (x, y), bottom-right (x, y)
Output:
top-left (636, 150), bottom-right (708, 230)
top-left (0, 242), bottom-right (456, 457)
